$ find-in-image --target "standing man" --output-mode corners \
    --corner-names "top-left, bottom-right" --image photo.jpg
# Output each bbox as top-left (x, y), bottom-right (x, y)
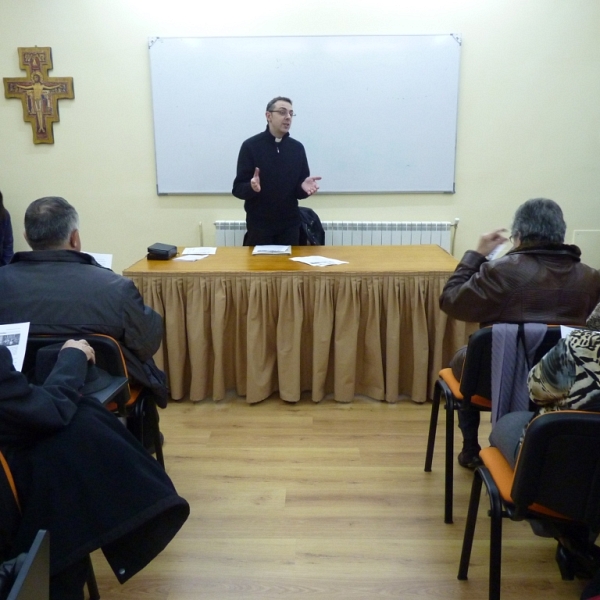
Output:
top-left (232, 96), bottom-right (322, 246)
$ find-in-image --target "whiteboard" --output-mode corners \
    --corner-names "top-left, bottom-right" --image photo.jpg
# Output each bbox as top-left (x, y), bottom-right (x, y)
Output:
top-left (148, 35), bottom-right (461, 194)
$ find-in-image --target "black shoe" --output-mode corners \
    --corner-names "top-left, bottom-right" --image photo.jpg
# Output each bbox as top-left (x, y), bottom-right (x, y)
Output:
top-left (457, 449), bottom-right (482, 469)
top-left (556, 542), bottom-right (578, 580)
top-left (556, 540), bottom-right (600, 580)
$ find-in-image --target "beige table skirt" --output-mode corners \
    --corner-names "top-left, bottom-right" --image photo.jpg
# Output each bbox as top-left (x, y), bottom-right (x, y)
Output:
top-left (125, 246), bottom-right (473, 404)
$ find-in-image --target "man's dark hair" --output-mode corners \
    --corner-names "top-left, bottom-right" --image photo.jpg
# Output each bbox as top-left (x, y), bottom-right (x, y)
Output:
top-left (0, 190), bottom-right (6, 221)
top-left (266, 96), bottom-right (292, 112)
top-left (510, 198), bottom-right (566, 245)
top-left (25, 196), bottom-right (79, 251)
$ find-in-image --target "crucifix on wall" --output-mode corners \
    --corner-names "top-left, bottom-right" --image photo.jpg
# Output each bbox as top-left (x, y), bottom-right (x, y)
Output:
top-left (3, 47), bottom-right (74, 144)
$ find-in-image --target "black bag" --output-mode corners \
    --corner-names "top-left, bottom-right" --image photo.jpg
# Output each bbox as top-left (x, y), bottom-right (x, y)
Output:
top-left (147, 243), bottom-right (177, 260)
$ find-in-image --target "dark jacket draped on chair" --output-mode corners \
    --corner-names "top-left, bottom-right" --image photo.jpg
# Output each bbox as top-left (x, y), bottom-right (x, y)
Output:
top-left (0, 346), bottom-right (188, 581)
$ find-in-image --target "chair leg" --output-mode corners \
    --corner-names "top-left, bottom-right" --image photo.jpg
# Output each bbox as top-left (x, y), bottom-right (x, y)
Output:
top-left (478, 467), bottom-right (504, 600)
top-left (424, 382), bottom-right (442, 472)
top-left (487, 485), bottom-right (503, 600)
top-left (444, 394), bottom-right (455, 524)
top-left (149, 400), bottom-right (165, 469)
top-left (458, 469), bottom-right (482, 580)
top-left (131, 399), bottom-right (165, 468)
top-left (85, 554), bottom-right (100, 600)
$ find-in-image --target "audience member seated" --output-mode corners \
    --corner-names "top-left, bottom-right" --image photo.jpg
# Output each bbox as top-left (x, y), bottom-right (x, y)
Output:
top-left (0, 340), bottom-right (189, 600)
top-left (490, 305), bottom-right (600, 599)
top-left (0, 196), bottom-right (168, 408)
top-left (491, 306), bottom-right (600, 466)
top-left (0, 190), bottom-right (13, 267)
top-left (439, 198), bottom-right (600, 469)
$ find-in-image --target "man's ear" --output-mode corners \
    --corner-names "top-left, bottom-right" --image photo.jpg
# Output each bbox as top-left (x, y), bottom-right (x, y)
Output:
top-left (23, 231), bottom-right (31, 248)
top-left (70, 229), bottom-right (81, 251)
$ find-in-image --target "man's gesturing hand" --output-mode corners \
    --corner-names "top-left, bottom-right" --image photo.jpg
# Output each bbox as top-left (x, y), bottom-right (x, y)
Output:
top-left (301, 176), bottom-right (322, 196)
top-left (251, 168), bottom-right (261, 193)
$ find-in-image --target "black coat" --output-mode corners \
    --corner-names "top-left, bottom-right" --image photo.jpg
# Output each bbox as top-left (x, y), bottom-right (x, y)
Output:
top-left (0, 250), bottom-right (168, 406)
top-left (232, 126), bottom-right (310, 234)
top-left (0, 346), bottom-right (189, 581)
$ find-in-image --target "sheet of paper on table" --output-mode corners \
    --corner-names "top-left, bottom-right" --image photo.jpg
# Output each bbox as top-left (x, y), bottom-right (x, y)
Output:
top-left (0, 321), bottom-right (30, 371)
top-left (252, 245), bottom-right (292, 255)
top-left (290, 256), bottom-right (349, 267)
top-left (182, 247), bottom-right (217, 255)
top-left (174, 254), bottom-right (209, 262)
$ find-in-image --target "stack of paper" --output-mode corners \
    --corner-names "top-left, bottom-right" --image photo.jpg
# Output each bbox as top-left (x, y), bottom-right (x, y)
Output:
top-left (252, 245), bottom-right (292, 255)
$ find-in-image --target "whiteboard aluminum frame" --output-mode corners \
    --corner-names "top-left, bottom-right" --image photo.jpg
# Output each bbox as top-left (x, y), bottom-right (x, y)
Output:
top-left (148, 34), bottom-right (461, 195)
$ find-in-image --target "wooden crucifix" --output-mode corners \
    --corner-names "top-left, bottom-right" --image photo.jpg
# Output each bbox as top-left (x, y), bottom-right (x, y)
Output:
top-left (3, 47), bottom-right (74, 144)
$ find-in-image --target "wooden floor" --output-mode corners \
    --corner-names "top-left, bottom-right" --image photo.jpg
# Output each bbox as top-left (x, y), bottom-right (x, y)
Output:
top-left (91, 396), bottom-right (586, 599)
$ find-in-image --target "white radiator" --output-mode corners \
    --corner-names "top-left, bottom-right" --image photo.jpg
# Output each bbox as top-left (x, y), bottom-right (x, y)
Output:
top-left (214, 220), bottom-right (248, 247)
top-left (214, 220), bottom-right (453, 252)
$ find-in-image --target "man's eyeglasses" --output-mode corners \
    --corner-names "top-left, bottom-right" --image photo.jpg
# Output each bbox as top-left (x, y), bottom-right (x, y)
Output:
top-left (269, 109), bottom-right (296, 117)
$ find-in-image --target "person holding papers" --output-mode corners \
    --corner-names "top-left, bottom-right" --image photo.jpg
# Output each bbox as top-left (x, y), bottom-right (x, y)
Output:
top-left (0, 196), bottom-right (168, 408)
top-left (232, 96), bottom-right (321, 246)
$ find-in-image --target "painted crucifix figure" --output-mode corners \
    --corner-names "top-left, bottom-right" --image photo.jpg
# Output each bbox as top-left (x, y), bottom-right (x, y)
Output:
top-left (3, 47), bottom-right (74, 144)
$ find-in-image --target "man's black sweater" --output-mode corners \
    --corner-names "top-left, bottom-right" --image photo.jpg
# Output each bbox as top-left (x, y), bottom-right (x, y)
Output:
top-left (232, 126), bottom-right (310, 234)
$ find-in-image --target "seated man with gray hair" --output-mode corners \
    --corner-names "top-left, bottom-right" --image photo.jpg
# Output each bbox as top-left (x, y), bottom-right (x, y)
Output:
top-left (439, 198), bottom-right (600, 469)
top-left (0, 196), bottom-right (168, 407)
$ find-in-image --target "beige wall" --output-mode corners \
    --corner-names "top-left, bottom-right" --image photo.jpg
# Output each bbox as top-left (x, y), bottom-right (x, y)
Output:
top-left (2, 0), bottom-right (599, 273)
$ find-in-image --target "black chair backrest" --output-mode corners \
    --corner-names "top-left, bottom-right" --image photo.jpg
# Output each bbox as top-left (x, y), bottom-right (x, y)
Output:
top-left (6, 530), bottom-right (49, 600)
top-left (511, 411), bottom-right (600, 531)
top-left (459, 325), bottom-right (562, 402)
top-left (23, 335), bottom-right (130, 408)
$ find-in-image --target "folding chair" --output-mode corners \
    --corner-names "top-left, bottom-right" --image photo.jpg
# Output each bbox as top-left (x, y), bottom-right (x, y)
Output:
top-left (24, 334), bottom-right (164, 468)
top-left (458, 411), bottom-right (600, 600)
top-left (0, 451), bottom-right (99, 600)
top-left (424, 325), bottom-right (561, 523)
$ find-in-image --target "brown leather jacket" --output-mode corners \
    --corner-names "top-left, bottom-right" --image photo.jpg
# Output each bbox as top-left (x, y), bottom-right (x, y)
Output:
top-left (440, 243), bottom-right (600, 326)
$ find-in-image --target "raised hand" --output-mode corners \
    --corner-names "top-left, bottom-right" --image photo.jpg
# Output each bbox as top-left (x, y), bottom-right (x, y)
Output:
top-left (251, 167), bottom-right (261, 193)
top-left (476, 228), bottom-right (509, 257)
top-left (301, 176), bottom-right (322, 196)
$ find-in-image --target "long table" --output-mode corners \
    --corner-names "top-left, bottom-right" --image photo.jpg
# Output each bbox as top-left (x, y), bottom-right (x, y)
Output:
top-left (124, 245), bottom-right (472, 404)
